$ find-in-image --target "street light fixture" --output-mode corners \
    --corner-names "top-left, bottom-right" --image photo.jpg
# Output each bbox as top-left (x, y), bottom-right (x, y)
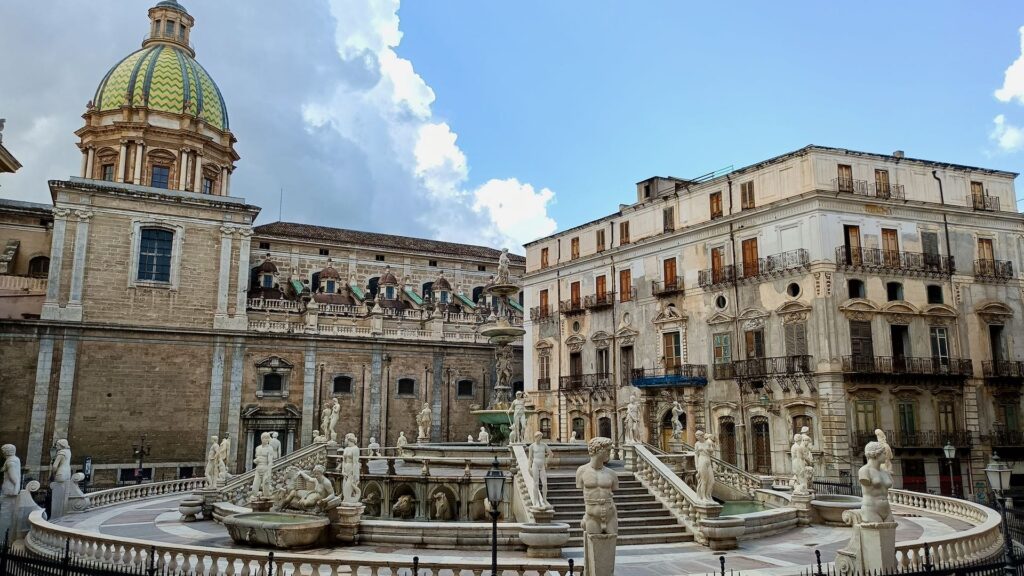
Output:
top-left (942, 441), bottom-right (956, 498)
top-left (485, 457), bottom-right (506, 576)
top-left (984, 452), bottom-right (1016, 575)
top-left (132, 435), bottom-right (151, 485)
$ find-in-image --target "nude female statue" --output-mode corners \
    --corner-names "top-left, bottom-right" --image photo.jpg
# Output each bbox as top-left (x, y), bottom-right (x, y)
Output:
top-left (51, 439), bottom-right (72, 482)
top-left (341, 433), bottom-right (362, 503)
top-left (858, 441), bottom-right (894, 523)
top-left (694, 431), bottom-right (716, 502)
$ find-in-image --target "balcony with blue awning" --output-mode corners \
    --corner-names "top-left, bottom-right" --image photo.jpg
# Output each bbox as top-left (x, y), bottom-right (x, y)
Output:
top-left (631, 365), bottom-right (708, 388)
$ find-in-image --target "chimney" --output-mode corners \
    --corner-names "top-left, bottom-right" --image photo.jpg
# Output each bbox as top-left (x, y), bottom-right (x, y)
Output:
top-left (893, 150), bottom-right (905, 159)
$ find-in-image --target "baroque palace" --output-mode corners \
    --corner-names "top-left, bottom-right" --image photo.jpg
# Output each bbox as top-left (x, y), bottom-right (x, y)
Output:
top-left (523, 145), bottom-right (1024, 497)
top-left (0, 0), bottom-right (524, 486)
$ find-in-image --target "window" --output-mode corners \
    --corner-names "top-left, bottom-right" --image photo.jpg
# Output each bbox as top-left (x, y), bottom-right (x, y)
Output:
top-left (663, 206), bottom-right (675, 232)
top-left (937, 400), bottom-right (957, 434)
top-left (850, 320), bottom-right (874, 363)
top-left (978, 238), bottom-right (995, 262)
top-left (137, 228), bottom-right (173, 282)
top-left (101, 164), bottom-right (114, 181)
top-left (855, 400), bottom-right (877, 433)
top-left (740, 181), bottom-right (755, 210)
top-left (325, 280), bottom-right (336, 293)
top-left (837, 164), bottom-right (853, 192)
top-left (333, 375), bottom-right (353, 395)
top-left (745, 329), bottom-right (765, 359)
top-left (643, 183), bottom-right (651, 199)
top-left (596, 229), bottom-right (606, 252)
top-left (164, 20), bottom-right (175, 36)
top-left (28, 256), bottom-right (49, 278)
top-left (570, 281), bottom-right (581, 306)
top-left (596, 348), bottom-right (609, 374)
top-left (793, 415), bottom-right (813, 439)
top-left (120, 468), bottom-right (152, 483)
top-left (572, 417), bottom-right (586, 440)
top-left (663, 332), bottom-right (681, 368)
top-left (397, 378), bottom-right (415, 396)
top-left (926, 285), bottom-right (943, 304)
top-left (886, 282), bottom-right (903, 301)
top-left (538, 355), bottom-right (550, 390)
top-left (457, 379), bottom-right (474, 397)
top-left (922, 231), bottom-right (940, 269)
top-left (619, 221), bottom-right (630, 245)
top-left (897, 401), bottom-right (917, 437)
top-left (570, 237), bottom-right (580, 260)
top-left (663, 257), bottom-right (677, 286)
top-left (375, 255), bottom-right (385, 262)
top-left (848, 279), bottom-right (865, 298)
top-left (710, 191), bottom-right (723, 219)
top-left (930, 327), bottom-right (950, 364)
top-left (539, 289), bottom-right (549, 314)
top-left (710, 246), bottom-right (725, 282)
top-left (540, 247), bottom-right (549, 268)
top-left (201, 177), bottom-right (213, 195)
top-left (785, 323), bottom-right (808, 357)
top-left (262, 373), bottom-right (283, 393)
top-left (881, 228), bottom-right (899, 267)
top-left (971, 181), bottom-right (985, 196)
top-left (385, 285), bottom-right (396, 300)
top-left (428, 260), bottom-right (437, 267)
top-left (261, 274), bottom-right (274, 288)
top-left (713, 333), bottom-right (732, 365)
top-left (619, 269), bottom-right (632, 302)
top-left (595, 274), bottom-right (607, 297)
top-left (741, 238), bottom-right (759, 278)
top-left (150, 165), bottom-right (170, 189)
top-left (540, 418), bottom-right (551, 439)
top-left (259, 242), bottom-right (270, 250)
top-left (875, 169), bottom-right (891, 197)
top-left (178, 466), bottom-right (194, 479)
top-left (478, 265), bottom-right (486, 272)
top-left (319, 248), bottom-right (330, 256)
top-left (999, 403), bottom-right (1020, 432)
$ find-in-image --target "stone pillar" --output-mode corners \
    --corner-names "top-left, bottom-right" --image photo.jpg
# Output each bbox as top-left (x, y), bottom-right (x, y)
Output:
top-left (234, 229), bottom-right (252, 316)
top-left (368, 349), bottom-right (384, 442)
top-left (686, 403), bottom-right (696, 445)
top-left (301, 345), bottom-right (318, 446)
top-left (66, 210), bottom-right (93, 318)
top-left (178, 148), bottom-right (190, 191)
top-left (85, 147), bottom-right (95, 178)
top-left (205, 338), bottom-right (226, 442)
top-left (26, 337), bottom-right (55, 471)
top-left (220, 167), bottom-right (228, 196)
top-left (131, 142), bottom-right (143, 184)
top-left (192, 152), bottom-right (203, 192)
top-left (42, 208), bottom-right (70, 318)
top-left (224, 169), bottom-right (231, 196)
top-left (116, 141), bottom-right (128, 182)
top-left (225, 338), bottom-right (245, 469)
top-left (52, 333), bottom-right (80, 441)
top-left (835, 522), bottom-right (897, 575)
top-left (215, 227), bottom-right (233, 319)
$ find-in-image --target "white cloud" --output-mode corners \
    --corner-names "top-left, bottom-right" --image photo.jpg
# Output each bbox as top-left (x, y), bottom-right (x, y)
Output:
top-left (472, 178), bottom-right (558, 248)
top-left (990, 114), bottom-right (1024, 152)
top-left (995, 26), bottom-right (1024, 105)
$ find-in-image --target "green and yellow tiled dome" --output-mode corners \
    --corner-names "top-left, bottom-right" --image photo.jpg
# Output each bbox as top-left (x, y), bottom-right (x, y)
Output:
top-left (93, 44), bottom-right (229, 131)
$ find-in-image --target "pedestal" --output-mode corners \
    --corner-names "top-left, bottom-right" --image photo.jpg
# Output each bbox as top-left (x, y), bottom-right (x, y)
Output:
top-left (0, 494), bottom-right (15, 540)
top-left (790, 492), bottom-right (813, 526)
top-left (249, 496), bottom-right (273, 512)
top-left (700, 517), bottom-right (745, 550)
top-left (520, 510), bottom-right (570, 558)
top-left (330, 502), bottom-right (365, 545)
top-left (583, 533), bottom-right (616, 576)
top-left (835, 521), bottom-right (898, 575)
top-left (49, 479), bottom-right (69, 520)
top-left (667, 441), bottom-right (686, 454)
top-left (178, 494), bottom-right (205, 522)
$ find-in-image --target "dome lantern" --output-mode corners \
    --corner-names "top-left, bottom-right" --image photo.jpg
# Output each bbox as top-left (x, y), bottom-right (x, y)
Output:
top-left (144, 0), bottom-right (195, 56)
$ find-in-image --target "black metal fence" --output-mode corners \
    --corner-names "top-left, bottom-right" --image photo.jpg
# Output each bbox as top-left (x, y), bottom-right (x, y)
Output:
top-left (812, 478), bottom-right (862, 496)
top-left (705, 547), bottom-right (1024, 576)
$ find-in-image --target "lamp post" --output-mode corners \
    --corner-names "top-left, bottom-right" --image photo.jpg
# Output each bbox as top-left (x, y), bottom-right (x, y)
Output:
top-left (485, 457), bottom-right (506, 576)
top-left (984, 452), bottom-right (1015, 575)
top-left (942, 441), bottom-right (956, 498)
top-left (132, 435), bottom-right (151, 485)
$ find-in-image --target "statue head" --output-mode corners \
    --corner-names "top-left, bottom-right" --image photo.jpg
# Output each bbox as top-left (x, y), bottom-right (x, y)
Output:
top-left (534, 431), bottom-right (543, 442)
top-left (271, 431), bottom-right (279, 439)
top-left (370, 437), bottom-right (376, 444)
top-left (695, 429), bottom-right (705, 441)
top-left (312, 465), bottom-right (325, 476)
top-left (864, 441), bottom-right (886, 461)
top-left (801, 426), bottom-right (809, 434)
top-left (399, 431), bottom-right (406, 438)
top-left (211, 435), bottom-right (218, 444)
top-left (1, 444), bottom-right (14, 458)
top-left (423, 402), bottom-right (430, 410)
top-left (55, 439), bottom-right (69, 450)
top-left (793, 434), bottom-right (802, 443)
top-left (345, 432), bottom-right (357, 447)
top-left (516, 391), bottom-right (524, 399)
top-left (260, 432), bottom-right (271, 444)
top-left (480, 426), bottom-right (486, 432)
top-left (587, 437), bottom-right (614, 463)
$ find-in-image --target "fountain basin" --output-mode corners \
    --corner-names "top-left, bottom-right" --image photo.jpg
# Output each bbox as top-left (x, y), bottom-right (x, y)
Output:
top-left (222, 512), bottom-right (329, 549)
top-left (811, 494), bottom-right (862, 526)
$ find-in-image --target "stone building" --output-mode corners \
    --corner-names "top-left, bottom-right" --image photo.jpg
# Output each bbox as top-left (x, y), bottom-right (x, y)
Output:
top-left (523, 146), bottom-right (1023, 496)
top-left (0, 0), bottom-right (524, 487)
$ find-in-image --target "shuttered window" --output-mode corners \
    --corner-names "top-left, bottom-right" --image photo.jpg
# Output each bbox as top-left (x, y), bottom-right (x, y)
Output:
top-left (785, 323), bottom-right (808, 356)
top-left (741, 238), bottom-right (759, 277)
top-left (595, 274), bottom-right (607, 297)
top-left (663, 206), bottom-right (675, 232)
top-left (710, 192), bottom-right (723, 219)
top-left (745, 329), bottom-right (765, 359)
top-left (619, 269), bottom-right (632, 302)
top-left (570, 237), bottom-right (580, 260)
top-left (596, 229), bottom-right (606, 252)
top-left (713, 333), bottom-right (732, 364)
top-left (663, 332), bottom-right (681, 368)
top-left (740, 181), bottom-right (755, 210)
top-left (540, 247), bottom-right (549, 268)
top-left (619, 221), bottom-right (631, 245)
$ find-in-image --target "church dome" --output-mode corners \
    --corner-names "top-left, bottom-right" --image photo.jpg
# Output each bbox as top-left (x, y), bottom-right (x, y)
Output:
top-left (92, 44), bottom-right (229, 131)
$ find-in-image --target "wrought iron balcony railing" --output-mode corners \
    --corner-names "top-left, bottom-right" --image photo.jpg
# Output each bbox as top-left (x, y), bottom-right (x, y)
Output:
top-left (733, 355), bottom-right (813, 379)
top-left (985, 430), bottom-right (1024, 447)
top-left (698, 265), bottom-right (736, 289)
top-left (651, 276), bottom-right (684, 298)
top-left (631, 365), bottom-right (708, 388)
top-left (841, 356), bottom-right (973, 377)
top-left (832, 178), bottom-right (905, 200)
top-left (971, 193), bottom-right (1000, 211)
top-left (559, 299), bottom-right (585, 316)
top-left (618, 286), bottom-right (637, 303)
top-left (559, 373), bottom-right (612, 391)
top-left (974, 259), bottom-right (1014, 281)
top-left (537, 377), bottom-right (551, 391)
top-left (736, 249), bottom-right (810, 282)
top-left (712, 363), bottom-right (736, 380)
top-left (583, 292), bottom-right (616, 310)
top-left (853, 429), bottom-right (972, 450)
top-left (529, 305), bottom-right (553, 322)
top-left (835, 246), bottom-right (954, 276)
top-left (982, 360), bottom-right (1024, 379)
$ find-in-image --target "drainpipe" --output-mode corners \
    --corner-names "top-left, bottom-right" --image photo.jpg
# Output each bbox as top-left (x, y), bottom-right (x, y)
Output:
top-left (610, 221), bottom-right (619, 448)
top-left (727, 175), bottom-right (750, 471)
top-left (556, 238), bottom-right (564, 441)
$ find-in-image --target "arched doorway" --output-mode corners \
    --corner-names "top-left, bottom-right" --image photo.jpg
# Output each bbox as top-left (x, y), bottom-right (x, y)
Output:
top-left (718, 416), bottom-right (737, 465)
top-left (571, 416), bottom-right (586, 442)
top-left (598, 416), bottom-right (612, 439)
top-left (661, 408), bottom-right (686, 451)
top-left (751, 416), bottom-right (772, 474)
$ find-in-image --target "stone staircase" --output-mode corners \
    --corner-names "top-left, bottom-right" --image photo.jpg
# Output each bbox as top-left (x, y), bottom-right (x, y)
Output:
top-left (546, 472), bottom-right (693, 546)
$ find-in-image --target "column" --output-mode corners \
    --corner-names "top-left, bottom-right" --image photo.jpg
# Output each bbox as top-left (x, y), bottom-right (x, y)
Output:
top-left (301, 345), bottom-right (317, 445)
top-left (42, 209), bottom-right (70, 319)
top-left (26, 337), bottom-right (56, 472)
top-left (192, 152), bottom-right (203, 192)
top-left (225, 337), bottom-right (245, 470)
top-left (220, 167), bottom-right (229, 196)
top-left (245, 429), bottom-right (255, 471)
top-left (52, 332), bottom-right (80, 441)
top-left (178, 148), bottom-right (189, 191)
top-left (369, 348), bottom-right (384, 442)
top-left (67, 210), bottom-right (93, 315)
top-left (224, 170), bottom-right (231, 196)
top-left (116, 141), bottom-right (128, 182)
top-left (132, 142), bottom-right (144, 185)
top-left (80, 150), bottom-right (88, 178)
top-left (205, 338), bottom-right (226, 441)
top-left (85, 147), bottom-right (95, 179)
top-left (215, 227), bottom-right (233, 318)
top-left (431, 354), bottom-right (443, 440)
top-left (234, 229), bottom-right (252, 316)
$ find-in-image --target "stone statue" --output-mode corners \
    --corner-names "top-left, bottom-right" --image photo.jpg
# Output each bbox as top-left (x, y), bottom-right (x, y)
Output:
top-left (329, 399), bottom-right (341, 443)
top-left (858, 441), bottom-right (894, 523)
top-left (392, 494), bottom-right (416, 519)
top-left (694, 430), bottom-right (716, 502)
top-left (52, 439), bottom-right (72, 481)
top-left (416, 402), bottom-right (432, 441)
top-left (874, 429), bottom-right (893, 474)
top-left (576, 437), bottom-right (618, 576)
top-left (790, 434), bottom-right (810, 495)
top-left (218, 437), bottom-right (231, 481)
top-left (274, 465), bottom-right (335, 512)
top-left (270, 432), bottom-right (282, 460)
top-left (396, 431), bottom-right (409, 456)
top-left (362, 491), bottom-right (382, 517)
top-left (468, 435), bottom-right (475, 443)
top-left (624, 394), bottom-right (641, 444)
top-left (205, 435), bottom-right (221, 488)
top-left (497, 248), bottom-right (511, 284)
top-left (432, 491), bottom-right (452, 520)
top-left (341, 433), bottom-right (361, 503)
top-left (800, 433), bottom-right (814, 488)
top-left (368, 437), bottom-right (381, 458)
top-left (835, 440), bottom-right (898, 575)
top-left (670, 401), bottom-right (684, 441)
top-left (3, 444), bottom-right (21, 496)
top-left (477, 426), bottom-right (490, 445)
top-left (496, 346), bottom-right (514, 389)
top-left (529, 431), bottom-right (554, 509)
top-left (508, 391), bottom-right (528, 444)
top-left (570, 431), bottom-right (579, 443)
top-left (251, 432), bottom-right (275, 497)
top-left (320, 402), bottom-right (332, 441)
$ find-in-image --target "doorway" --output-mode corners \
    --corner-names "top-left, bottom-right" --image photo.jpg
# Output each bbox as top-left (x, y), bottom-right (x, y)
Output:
top-left (598, 416), bottom-right (612, 439)
top-left (751, 416), bottom-right (772, 474)
top-left (890, 325), bottom-right (910, 372)
top-left (719, 417), bottom-right (737, 465)
top-left (661, 409), bottom-right (686, 451)
top-left (620, 346), bottom-right (634, 387)
top-left (901, 459), bottom-right (927, 493)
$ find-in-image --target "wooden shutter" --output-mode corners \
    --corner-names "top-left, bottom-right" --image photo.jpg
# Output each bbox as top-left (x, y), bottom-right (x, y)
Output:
top-left (838, 164), bottom-right (852, 183)
top-left (979, 238), bottom-right (994, 261)
top-left (741, 181), bottom-right (755, 209)
top-left (875, 169), bottom-right (890, 193)
top-left (619, 269), bottom-right (632, 301)
top-left (595, 275), bottom-right (606, 297)
top-left (663, 332), bottom-right (680, 368)
top-left (785, 323), bottom-right (808, 356)
top-left (850, 320), bottom-right (874, 359)
top-left (596, 229), bottom-right (605, 252)
top-left (882, 228), bottom-right (899, 266)
top-left (745, 330), bottom-right (764, 358)
top-left (971, 181), bottom-right (984, 196)
top-left (663, 257), bottom-right (677, 285)
top-left (570, 281), bottom-right (580, 305)
top-left (620, 222), bottom-right (630, 244)
top-left (571, 238), bottom-right (579, 259)
top-left (539, 289), bottom-right (548, 312)
top-left (540, 248), bottom-right (549, 268)
top-left (710, 192), bottom-right (722, 218)
top-left (711, 246), bottom-right (723, 276)
top-left (742, 238), bottom-right (759, 277)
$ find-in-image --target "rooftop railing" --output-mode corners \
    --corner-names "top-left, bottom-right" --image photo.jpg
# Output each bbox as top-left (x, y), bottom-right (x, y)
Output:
top-left (832, 177), bottom-right (905, 200)
top-left (835, 246), bottom-right (954, 276)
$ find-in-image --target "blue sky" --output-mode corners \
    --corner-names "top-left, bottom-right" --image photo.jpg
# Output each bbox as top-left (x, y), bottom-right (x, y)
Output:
top-left (2, 1), bottom-right (1024, 250)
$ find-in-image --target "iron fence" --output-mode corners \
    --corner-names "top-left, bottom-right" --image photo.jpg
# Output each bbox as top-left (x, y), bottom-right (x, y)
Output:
top-left (583, 292), bottom-right (615, 310)
top-left (651, 277), bottom-right (684, 297)
top-left (841, 356), bottom-right (973, 377)
top-left (698, 265), bottom-right (736, 288)
top-left (736, 249), bottom-right (810, 281)
top-left (971, 193), bottom-right (1001, 211)
top-left (982, 360), bottom-right (1024, 379)
top-left (975, 259), bottom-right (1014, 280)
top-left (831, 178), bottom-right (906, 200)
top-left (812, 478), bottom-right (862, 496)
top-left (836, 246), bottom-right (954, 276)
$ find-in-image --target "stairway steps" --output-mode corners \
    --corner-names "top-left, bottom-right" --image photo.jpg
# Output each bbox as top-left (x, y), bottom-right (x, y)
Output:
top-left (545, 487), bottom-right (649, 496)
top-left (553, 507), bottom-right (673, 519)
top-left (547, 494), bottom-right (654, 504)
top-left (558, 516), bottom-right (680, 528)
top-left (566, 532), bottom-right (693, 546)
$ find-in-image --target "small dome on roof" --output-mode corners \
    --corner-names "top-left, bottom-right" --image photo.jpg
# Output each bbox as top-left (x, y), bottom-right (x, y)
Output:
top-left (155, 0), bottom-right (188, 14)
top-left (379, 265), bottom-right (399, 286)
top-left (256, 255), bottom-right (277, 274)
top-left (434, 271), bottom-right (452, 291)
top-left (319, 260), bottom-right (341, 280)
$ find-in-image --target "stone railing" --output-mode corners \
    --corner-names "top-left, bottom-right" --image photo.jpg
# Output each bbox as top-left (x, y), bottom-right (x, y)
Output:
top-left (247, 298), bottom-right (300, 312)
top-left (83, 477), bottom-right (207, 511)
top-left (26, 511), bottom-right (570, 575)
top-left (659, 441), bottom-right (767, 499)
top-left (888, 489), bottom-right (1004, 569)
top-left (511, 444), bottom-right (537, 523)
top-left (632, 444), bottom-right (720, 545)
top-left (218, 442), bottom-right (328, 504)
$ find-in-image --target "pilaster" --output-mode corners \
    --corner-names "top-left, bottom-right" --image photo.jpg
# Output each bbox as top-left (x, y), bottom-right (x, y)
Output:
top-left (301, 344), bottom-right (318, 446)
top-left (205, 338), bottom-right (227, 442)
top-left (65, 210), bottom-right (93, 321)
top-left (116, 141), bottom-right (127, 182)
top-left (215, 226), bottom-right (233, 318)
top-left (41, 209), bottom-right (70, 321)
top-left (85, 147), bottom-right (95, 179)
top-left (225, 337), bottom-right (245, 470)
top-left (26, 336), bottom-right (55, 472)
top-left (132, 141), bottom-right (144, 185)
top-left (52, 332), bottom-right (81, 441)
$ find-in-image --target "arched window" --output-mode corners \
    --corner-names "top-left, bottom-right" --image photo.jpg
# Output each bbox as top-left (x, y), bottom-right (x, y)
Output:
top-left (848, 279), bottom-right (865, 299)
top-left (751, 416), bottom-right (772, 474)
top-left (792, 414), bottom-right (812, 440)
top-left (422, 281), bottom-right (434, 300)
top-left (718, 416), bottom-right (737, 465)
top-left (540, 417), bottom-right (551, 439)
top-left (472, 286), bottom-right (484, 304)
top-left (137, 228), bottom-right (173, 282)
top-left (397, 378), bottom-right (415, 396)
top-left (262, 373), bottom-right (282, 393)
top-left (368, 277), bottom-right (380, 299)
top-left (456, 379), bottom-right (474, 397)
top-left (333, 375), bottom-right (353, 395)
top-left (571, 417), bottom-right (586, 441)
top-left (325, 280), bottom-right (337, 293)
top-left (28, 256), bottom-right (49, 278)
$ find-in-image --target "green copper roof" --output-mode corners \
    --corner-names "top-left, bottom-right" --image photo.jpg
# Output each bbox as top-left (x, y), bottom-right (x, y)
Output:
top-left (455, 293), bottom-right (476, 309)
top-left (93, 44), bottom-right (229, 130)
top-left (508, 299), bottom-right (523, 313)
top-left (404, 286), bottom-right (423, 306)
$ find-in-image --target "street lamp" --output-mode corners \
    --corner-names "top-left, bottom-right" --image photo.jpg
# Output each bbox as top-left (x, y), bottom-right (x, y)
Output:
top-left (485, 457), bottom-right (506, 576)
top-left (984, 452), bottom-right (1015, 575)
top-left (942, 441), bottom-right (956, 498)
top-left (132, 435), bottom-right (151, 485)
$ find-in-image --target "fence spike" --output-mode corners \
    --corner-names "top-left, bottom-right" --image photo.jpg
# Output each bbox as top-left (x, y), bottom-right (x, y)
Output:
top-left (267, 551), bottom-right (274, 576)
top-left (720, 555), bottom-right (726, 576)
top-left (568, 558), bottom-right (575, 576)
top-left (412, 555), bottom-right (418, 576)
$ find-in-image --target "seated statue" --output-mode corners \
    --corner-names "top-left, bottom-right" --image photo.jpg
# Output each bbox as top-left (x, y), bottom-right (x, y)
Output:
top-left (274, 465), bottom-right (336, 512)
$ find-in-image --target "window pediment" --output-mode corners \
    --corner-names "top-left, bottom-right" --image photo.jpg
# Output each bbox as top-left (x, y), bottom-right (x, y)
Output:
top-left (706, 311), bottom-right (734, 325)
top-left (565, 333), bottom-right (586, 352)
top-left (255, 355), bottom-right (294, 371)
top-left (653, 303), bottom-right (687, 325)
top-left (976, 301), bottom-right (1014, 324)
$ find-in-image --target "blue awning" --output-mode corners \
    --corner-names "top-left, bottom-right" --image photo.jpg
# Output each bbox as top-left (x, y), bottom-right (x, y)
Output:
top-left (632, 375), bottom-right (708, 388)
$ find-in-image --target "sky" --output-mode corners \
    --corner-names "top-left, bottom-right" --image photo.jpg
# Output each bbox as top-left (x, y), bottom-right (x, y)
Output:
top-left (2, 1), bottom-right (1024, 253)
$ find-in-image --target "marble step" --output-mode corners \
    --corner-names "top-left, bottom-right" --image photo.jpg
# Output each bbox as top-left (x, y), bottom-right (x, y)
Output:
top-left (567, 523), bottom-right (682, 537)
top-left (553, 505), bottom-right (673, 518)
top-left (553, 515), bottom-right (680, 527)
top-left (544, 486), bottom-right (649, 496)
top-left (546, 493), bottom-right (656, 505)
top-left (566, 532), bottom-right (693, 546)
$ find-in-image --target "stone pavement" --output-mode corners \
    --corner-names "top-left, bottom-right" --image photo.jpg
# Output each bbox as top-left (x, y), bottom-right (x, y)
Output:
top-left (50, 495), bottom-right (973, 575)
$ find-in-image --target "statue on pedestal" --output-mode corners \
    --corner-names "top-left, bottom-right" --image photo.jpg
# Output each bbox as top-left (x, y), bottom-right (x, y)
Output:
top-left (218, 437), bottom-right (231, 481)
top-left (528, 432), bottom-right (553, 510)
top-left (835, 440), bottom-right (897, 575)
top-left (270, 432), bottom-right (282, 460)
top-left (416, 403), bottom-right (432, 441)
top-left (329, 399), bottom-right (341, 443)
top-left (368, 437), bottom-right (381, 458)
top-left (52, 439), bottom-right (71, 481)
top-left (576, 437), bottom-right (618, 576)
top-left (396, 431), bottom-right (409, 456)
top-left (497, 248), bottom-right (511, 284)
top-left (320, 402), bottom-right (332, 441)
top-left (251, 432), bottom-right (275, 497)
top-left (670, 401), bottom-right (684, 441)
top-left (624, 394), bottom-right (641, 444)
top-left (341, 433), bottom-right (362, 503)
top-left (0, 444), bottom-right (21, 539)
top-left (48, 439), bottom-right (73, 519)
top-left (790, 434), bottom-right (810, 494)
top-left (477, 426), bottom-right (490, 445)
top-left (205, 436), bottom-right (221, 488)
top-left (694, 431), bottom-right (716, 502)
top-left (508, 391), bottom-right (528, 444)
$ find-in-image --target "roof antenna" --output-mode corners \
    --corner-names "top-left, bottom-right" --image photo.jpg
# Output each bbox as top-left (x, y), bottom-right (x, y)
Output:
top-left (278, 187), bottom-right (283, 222)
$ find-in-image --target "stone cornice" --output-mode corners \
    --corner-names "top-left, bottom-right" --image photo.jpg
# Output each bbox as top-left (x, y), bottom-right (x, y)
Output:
top-left (50, 178), bottom-right (260, 217)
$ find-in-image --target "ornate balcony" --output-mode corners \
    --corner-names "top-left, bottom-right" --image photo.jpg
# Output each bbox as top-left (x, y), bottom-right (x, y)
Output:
top-left (651, 277), bottom-right (684, 298)
top-left (982, 360), bottom-right (1024, 387)
top-left (735, 249), bottom-right (810, 282)
top-left (698, 265), bottom-right (735, 289)
top-left (734, 355), bottom-right (813, 379)
top-left (559, 372), bottom-right (612, 391)
top-left (832, 177), bottom-right (905, 200)
top-left (971, 193), bottom-right (1000, 211)
top-left (852, 429), bottom-right (972, 450)
top-left (835, 246), bottom-right (954, 277)
top-left (529, 305), bottom-right (554, 322)
top-left (558, 299), bottom-right (585, 316)
top-left (984, 430), bottom-right (1024, 447)
top-left (631, 364), bottom-right (708, 388)
top-left (712, 363), bottom-right (735, 380)
top-left (583, 292), bottom-right (616, 310)
top-left (974, 259), bottom-right (1014, 282)
top-left (841, 356), bottom-right (972, 379)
